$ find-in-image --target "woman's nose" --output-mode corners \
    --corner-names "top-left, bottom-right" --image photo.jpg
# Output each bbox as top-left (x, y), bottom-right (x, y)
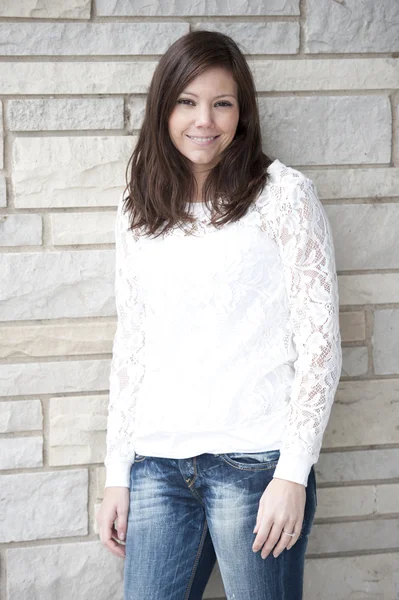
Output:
top-left (194, 106), bottom-right (214, 127)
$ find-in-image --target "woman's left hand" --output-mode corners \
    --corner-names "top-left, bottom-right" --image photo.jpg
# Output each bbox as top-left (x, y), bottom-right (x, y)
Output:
top-left (252, 477), bottom-right (306, 559)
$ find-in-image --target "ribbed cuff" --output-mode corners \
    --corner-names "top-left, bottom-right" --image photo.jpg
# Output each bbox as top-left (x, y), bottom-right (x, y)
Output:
top-left (104, 461), bottom-right (133, 488)
top-left (273, 452), bottom-right (313, 487)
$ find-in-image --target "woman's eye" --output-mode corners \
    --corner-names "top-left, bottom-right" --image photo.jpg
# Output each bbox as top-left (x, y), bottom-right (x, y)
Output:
top-left (177, 99), bottom-right (232, 107)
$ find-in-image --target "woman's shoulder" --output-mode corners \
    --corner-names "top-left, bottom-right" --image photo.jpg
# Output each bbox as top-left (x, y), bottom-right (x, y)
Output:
top-left (266, 158), bottom-right (311, 190)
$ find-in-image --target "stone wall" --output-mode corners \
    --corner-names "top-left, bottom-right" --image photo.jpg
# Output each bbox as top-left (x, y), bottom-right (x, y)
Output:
top-left (0, 1), bottom-right (398, 598)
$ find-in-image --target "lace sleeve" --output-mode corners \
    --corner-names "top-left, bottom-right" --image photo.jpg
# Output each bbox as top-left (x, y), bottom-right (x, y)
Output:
top-left (104, 195), bottom-right (146, 488)
top-left (271, 176), bottom-right (342, 487)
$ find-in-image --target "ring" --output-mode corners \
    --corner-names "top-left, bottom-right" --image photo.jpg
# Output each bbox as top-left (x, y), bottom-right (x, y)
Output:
top-left (282, 531), bottom-right (296, 537)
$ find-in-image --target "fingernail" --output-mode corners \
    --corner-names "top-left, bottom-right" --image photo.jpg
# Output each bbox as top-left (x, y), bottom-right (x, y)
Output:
top-left (119, 532), bottom-right (125, 540)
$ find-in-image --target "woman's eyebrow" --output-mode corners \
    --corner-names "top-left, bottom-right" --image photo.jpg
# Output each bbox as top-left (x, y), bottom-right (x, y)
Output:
top-left (181, 91), bottom-right (237, 99)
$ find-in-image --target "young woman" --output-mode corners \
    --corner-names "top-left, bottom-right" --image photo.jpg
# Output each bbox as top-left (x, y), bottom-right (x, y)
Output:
top-left (97, 30), bottom-right (342, 600)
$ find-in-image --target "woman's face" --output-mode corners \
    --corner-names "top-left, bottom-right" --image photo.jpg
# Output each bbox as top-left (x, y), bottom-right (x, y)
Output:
top-left (168, 66), bottom-right (240, 174)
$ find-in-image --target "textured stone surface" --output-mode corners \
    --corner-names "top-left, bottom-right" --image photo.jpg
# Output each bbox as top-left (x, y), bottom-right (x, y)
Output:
top-left (307, 167), bottom-right (399, 199)
top-left (259, 96), bottom-right (391, 165)
top-left (0, 359), bottom-right (110, 397)
top-left (6, 541), bottom-right (123, 599)
top-left (0, 213), bottom-right (42, 246)
top-left (1, 59), bottom-right (397, 95)
top-left (0, 0), bottom-right (91, 18)
top-left (0, 101), bottom-right (3, 169)
top-left (316, 448), bottom-right (399, 484)
top-left (308, 519), bottom-right (399, 554)
top-left (0, 399), bottom-right (42, 432)
top-left (324, 379), bottom-right (399, 448)
top-left (96, 0), bottom-right (300, 16)
top-left (49, 394), bottom-right (107, 465)
top-left (251, 57), bottom-right (399, 91)
top-left (1, 250), bottom-right (114, 321)
top-left (316, 484), bottom-right (399, 519)
top-left (0, 437), bottom-right (43, 470)
top-left (0, 470), bottom-right (87, 543)
top-left (339, 312), bottom-right (366, 342)
top-left (8, 98), bottom-right (124, 131)
top-left (0, 175), bottom-right (6, 207)
top-left (51, 211), bottom-right (115, 245)
top-left (373, 309), bottom-right (399, 375)
top-left (305, 0), bottom-right (399, 53)
top-left (303, 553), bottom-right (399, 600)
top-left (326, 204), bottom-right (399, 270)
top-left (192, 22), bottom-right (299, 54)
top-left (0, 23), bottom-right (189, 55)
top-left (126, 96), bottom-right (146, 131)
top-left (341, 347), bottom-right (368, 377)
top-left (0, 322), bottom-right (114, 359)
top-left (12, 136), bottom-right (133, 208)
top-left (338, 274), bottom-right (399, 305)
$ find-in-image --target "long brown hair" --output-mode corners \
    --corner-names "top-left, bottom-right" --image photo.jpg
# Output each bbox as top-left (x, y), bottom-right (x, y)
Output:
top-left (123, 30), bottom-right (274, 239)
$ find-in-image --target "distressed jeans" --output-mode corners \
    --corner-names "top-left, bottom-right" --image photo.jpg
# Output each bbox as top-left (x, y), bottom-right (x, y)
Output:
top-left (124, 449), bottom-right (317, 600)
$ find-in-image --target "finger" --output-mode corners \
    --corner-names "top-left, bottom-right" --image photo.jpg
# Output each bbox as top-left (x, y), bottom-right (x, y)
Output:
top-left (260, 522), bottom-right (284, 559)
top-left (253, 502), bottom-right (264, 534)
top-left (272, 520), bottom-right (297, 558)
top-left (117, 510), bottom-right (128, 542)
top-left (101, 524), bottom-right (126, 559)
top-left (286, 520), bottom-right (302, 550)
top-left (252, 518), bottom-right (273, 553)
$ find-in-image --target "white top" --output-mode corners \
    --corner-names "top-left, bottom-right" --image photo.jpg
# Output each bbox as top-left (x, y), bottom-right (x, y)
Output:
top-left (104, 158), bottom-right (342, 488)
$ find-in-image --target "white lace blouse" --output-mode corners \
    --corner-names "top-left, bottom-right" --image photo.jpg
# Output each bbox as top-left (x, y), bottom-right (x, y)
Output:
top-left (104, 158), bottom-right (342, 489)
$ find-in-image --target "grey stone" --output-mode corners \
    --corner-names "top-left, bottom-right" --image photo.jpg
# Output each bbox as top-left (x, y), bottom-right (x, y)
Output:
top-left (0, 470), bottom-right (88, 543)
top-left (1, 58), bottom-right (397, 95)
top-left (373, 309), bottom-right (399, 375)
top-left (126, 96), bottom-right (147, 131)
top-left (96, 0), bottom-right (300, 16)
top-left (307, 167), bottom-right (399, 200)
top-left (0, 0), bottom-right (91, 18)
top-left (324, 379), bottom-right (399, 448)
top-left (338, 274), bottom-right (399, 305)
top-left (303, 553), bottom-right (399, 599)
top-left (50, 211), bottom-right (115, 245)
top-left (0, 437), bottom-right (43, 470)
top-left (0, 400), bottom-right (42, 432)
top-left (0, 214), bottom-right (42, 246)
top-left (6, 541), bottom-right (123, 599)
top-left (259, 95), bottom-right (391, 165)
top-left (0, 23), bottom-right (189, 55)
top-left (326, 204), bottom-right (399, 270)
top-left (0, 175), bottom-right (7, 207)
top-left (305, 0), bottom-right (399, 54)
top-left (1, 322), bottom-right (114, 359)
top-left (192, 22), bottom-right (299, 54)
top-left (308, 519), bottom-right (399, 554)
top-left (12, 136), bottom-right (133, 208)
top-left (49, 394), bottom-right (108, 466)
top-left (339, 311), bottom-right (366, 343)
top-left (341, 347), bottom-right (368, 377)
top-left (0, 359), bottom-right (110, 397)
top-left (316, 448), bottom-right (399, 484)
top-left (8, 98), bottom-right (124, 131)
top-left (1, 250), bottom-right (114, 321)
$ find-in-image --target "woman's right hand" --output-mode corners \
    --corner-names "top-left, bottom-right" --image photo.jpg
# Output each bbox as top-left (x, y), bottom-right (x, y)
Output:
top-left (97, 487), bottom-right (130, 558)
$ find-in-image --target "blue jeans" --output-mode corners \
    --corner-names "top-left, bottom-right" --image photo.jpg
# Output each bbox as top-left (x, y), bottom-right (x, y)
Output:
top-left (124, 450), bottom-right (317, 600)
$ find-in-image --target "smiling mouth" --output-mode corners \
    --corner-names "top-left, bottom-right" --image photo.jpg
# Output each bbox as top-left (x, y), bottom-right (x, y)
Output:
top-left (186, 135), bottom-right (220, 145)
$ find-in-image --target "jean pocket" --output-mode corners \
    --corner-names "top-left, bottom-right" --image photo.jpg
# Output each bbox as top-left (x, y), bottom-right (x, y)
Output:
top-left (220, 449), bottom-right (280, 470)
top-left (134, 453), bottom-right (147, 462)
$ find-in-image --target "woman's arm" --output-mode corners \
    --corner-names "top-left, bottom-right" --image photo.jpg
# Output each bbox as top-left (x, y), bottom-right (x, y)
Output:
top-left (271, 175), bottom-right (342, 487)
top-left (104, 194), bottom-right (146, 488)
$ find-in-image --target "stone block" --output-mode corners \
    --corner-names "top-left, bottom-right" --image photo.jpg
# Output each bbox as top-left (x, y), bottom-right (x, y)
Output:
top-left (0, 399), bottom-right (42, 432)
top-left (0, 213), bottom-right (42, 246)
top-left (8, 98), bottom-right (124, 131)
top-left (0, 470), bottom-right (88, 543)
